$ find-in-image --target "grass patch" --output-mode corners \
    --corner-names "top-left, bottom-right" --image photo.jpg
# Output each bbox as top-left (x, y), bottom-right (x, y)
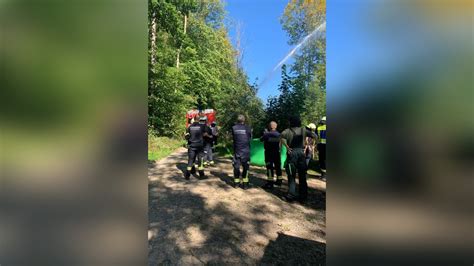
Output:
top-left (148, 133), bottom-right (185, 161)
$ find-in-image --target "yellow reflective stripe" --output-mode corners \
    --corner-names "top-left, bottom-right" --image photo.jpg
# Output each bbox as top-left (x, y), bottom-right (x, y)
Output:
top-left (321, 169), bottom-right (326, 173)
top-left (277, 176), bottom-right (283, 180)
top-left (243, 172), bottom-right (249, 183)
top-left (319, 139), bottom-right (326, 144)
top-left (187, 167), bottom-right (192, 171)
top-left (234, 178), bottom-right (241, 183)
top-left (198, 166), bottom-right (204, 170)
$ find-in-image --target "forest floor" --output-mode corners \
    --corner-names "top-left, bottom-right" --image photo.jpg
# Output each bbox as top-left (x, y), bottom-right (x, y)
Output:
top-left (148, 147), bottom-right (326, 265)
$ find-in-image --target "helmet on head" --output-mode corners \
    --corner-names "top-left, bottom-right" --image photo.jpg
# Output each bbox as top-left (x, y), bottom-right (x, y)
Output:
top-left (307, 123), bottom-right (316, 130)
top-left (321, 116), bottom-right (326, 122)
top-left (199, 116), bottom-right (207, 122)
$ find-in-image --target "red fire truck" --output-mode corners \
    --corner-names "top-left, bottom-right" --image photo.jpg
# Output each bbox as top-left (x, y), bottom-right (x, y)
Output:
top-left (185, 109), bottom-right (216, 127)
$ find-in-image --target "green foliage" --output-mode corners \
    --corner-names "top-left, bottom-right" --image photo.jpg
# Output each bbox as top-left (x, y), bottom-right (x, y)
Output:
top-left (265, 0), bottom-right (326, 129)
top-left (148, 0), bottom-right (264, 139)
top-left (148, 0), bottom-right (324, 146)
top-left (148, 129), bottom-right (185, 161)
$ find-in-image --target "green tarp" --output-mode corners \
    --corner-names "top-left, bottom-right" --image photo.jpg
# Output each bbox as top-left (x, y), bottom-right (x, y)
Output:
top-left (250, 138), bottom-right (287, 168)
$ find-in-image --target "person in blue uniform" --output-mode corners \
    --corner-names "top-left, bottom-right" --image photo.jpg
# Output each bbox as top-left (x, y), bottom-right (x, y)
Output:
top-left (231, 114), bottom-right (252, 189)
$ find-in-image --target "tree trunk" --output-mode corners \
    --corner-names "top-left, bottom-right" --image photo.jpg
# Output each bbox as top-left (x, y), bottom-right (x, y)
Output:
top-left (150, 11), bottom-right (157, 66)
top-left (176, 14), bottom-right (187, 69)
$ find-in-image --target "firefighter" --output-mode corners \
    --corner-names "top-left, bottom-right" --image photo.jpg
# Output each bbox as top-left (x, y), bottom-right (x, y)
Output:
top-left (280, 116), bottom-right (317, 203)
top-left (261, 121), bottom-right (283, 189)
top-left (200, 117), bottom-right (213, 167)
top-left (317, 116), bottom-right (327, 181)
top-left (184, 116), bottom-right (211, 179)
top-left (232, 114), bottom-right (252, 189)
top-left (210, 122), bottom-right (218, 146)
top-left (305, 123), bottom-right (317, 166)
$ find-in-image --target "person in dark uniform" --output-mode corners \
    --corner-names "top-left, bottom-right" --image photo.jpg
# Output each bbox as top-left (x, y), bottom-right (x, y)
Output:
top-left (231, 114), bottom-right (252, 189)
top-left (280, 116), bottom-right (317, 203)
top-left (210, 122), bottom-right (218, 147)
top-left (261, 121), bottom-right (283, 189)
top-left (184, 116), bottom-right (211, 179)
top-left (317, 116), bottom-right (327, 181)
top-left (201, 117), bottom-right (214, 167)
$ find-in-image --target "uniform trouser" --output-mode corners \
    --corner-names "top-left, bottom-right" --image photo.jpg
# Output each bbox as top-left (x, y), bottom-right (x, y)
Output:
top-left (305, 148), bottom-right (313, 166)
top-left (265, 151), bottom-right (282, 181)
top-left (233, 153), bottom-right (250, 183)
top-left (317, 143), bottom-right (326, 174)
top-left (204, 142), bottom-right (213, 162)
top-left (187, 146), bottom-right (205, 172)
top-left (285, 148), bottom-right (308, 199)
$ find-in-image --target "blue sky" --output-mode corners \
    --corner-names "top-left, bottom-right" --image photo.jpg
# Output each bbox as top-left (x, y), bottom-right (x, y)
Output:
top-left (224, 0), bottom-right (292, 102)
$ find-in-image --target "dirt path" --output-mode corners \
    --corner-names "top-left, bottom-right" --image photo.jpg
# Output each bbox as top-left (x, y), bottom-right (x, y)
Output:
top-left (148, 147), bottom-right (326, 265)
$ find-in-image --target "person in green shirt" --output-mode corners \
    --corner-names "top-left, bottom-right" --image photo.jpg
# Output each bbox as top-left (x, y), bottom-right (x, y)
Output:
top-left (280, 116), bottom-right (317, 203)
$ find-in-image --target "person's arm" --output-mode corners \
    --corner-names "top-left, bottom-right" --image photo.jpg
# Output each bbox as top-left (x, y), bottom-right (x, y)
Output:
top-left (278, 134), bottom-right (282, 151)
top-left (312, 130), bottom-right (318, 152)
top-left (280, 131), bottom-right (292, 154)
top-left (185, 126), bottom-right (190, 140)
top-left (202, 125), bottom-right (209, 138)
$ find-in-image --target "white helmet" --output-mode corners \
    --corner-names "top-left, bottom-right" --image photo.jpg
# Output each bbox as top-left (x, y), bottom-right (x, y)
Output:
top-left (321, 116), bottom-right (326, 122)
top-left (307, 123), bottom-right (316, 130)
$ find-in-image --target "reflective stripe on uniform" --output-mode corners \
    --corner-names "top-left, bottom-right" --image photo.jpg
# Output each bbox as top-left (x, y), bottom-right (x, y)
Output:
top-left (317, 125), bottom-right (326, 144)
top-left (242, 172), bottom-right (249, 183)
top-left (277, 176), bottom-right (283, 180)
top-left (234, 178), bottom-right (241, 183)
top-left (187, 166), bottom-right (192, 171)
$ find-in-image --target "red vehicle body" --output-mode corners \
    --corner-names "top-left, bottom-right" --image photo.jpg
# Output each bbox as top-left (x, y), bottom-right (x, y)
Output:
top-left (186, 109), bottom-right (216, 127)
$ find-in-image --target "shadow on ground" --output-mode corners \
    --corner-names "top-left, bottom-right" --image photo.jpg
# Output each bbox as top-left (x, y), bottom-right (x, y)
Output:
top-left (148, 149), bottom-right (326, 265)
top-left (250, 167), bottom-right (326, 211)
top-left (259, 232), bottom-right (326, 266)
top-left (207, 156), bottom-right (326, 211)
top-left (149, 180), bottom-right (273, 264)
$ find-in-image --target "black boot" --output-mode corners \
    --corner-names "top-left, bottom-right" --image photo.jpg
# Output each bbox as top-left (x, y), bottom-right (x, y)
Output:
top-left (242, 182), bottom-right (250, 190)
top-left (275, 179), bottom-right (283, 186)
top-left (199, 170), bottom-right (205, 179)
top-left (185, 170), bottom-right (191, 180)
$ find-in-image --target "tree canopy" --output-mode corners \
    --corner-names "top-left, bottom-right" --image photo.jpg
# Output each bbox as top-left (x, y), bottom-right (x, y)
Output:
top-left (148, 0), bottom-right (325, 138)
top-left (148, 0), bottom-right (264, 137)
top-left (265, 0), bottom-right (326, 128)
